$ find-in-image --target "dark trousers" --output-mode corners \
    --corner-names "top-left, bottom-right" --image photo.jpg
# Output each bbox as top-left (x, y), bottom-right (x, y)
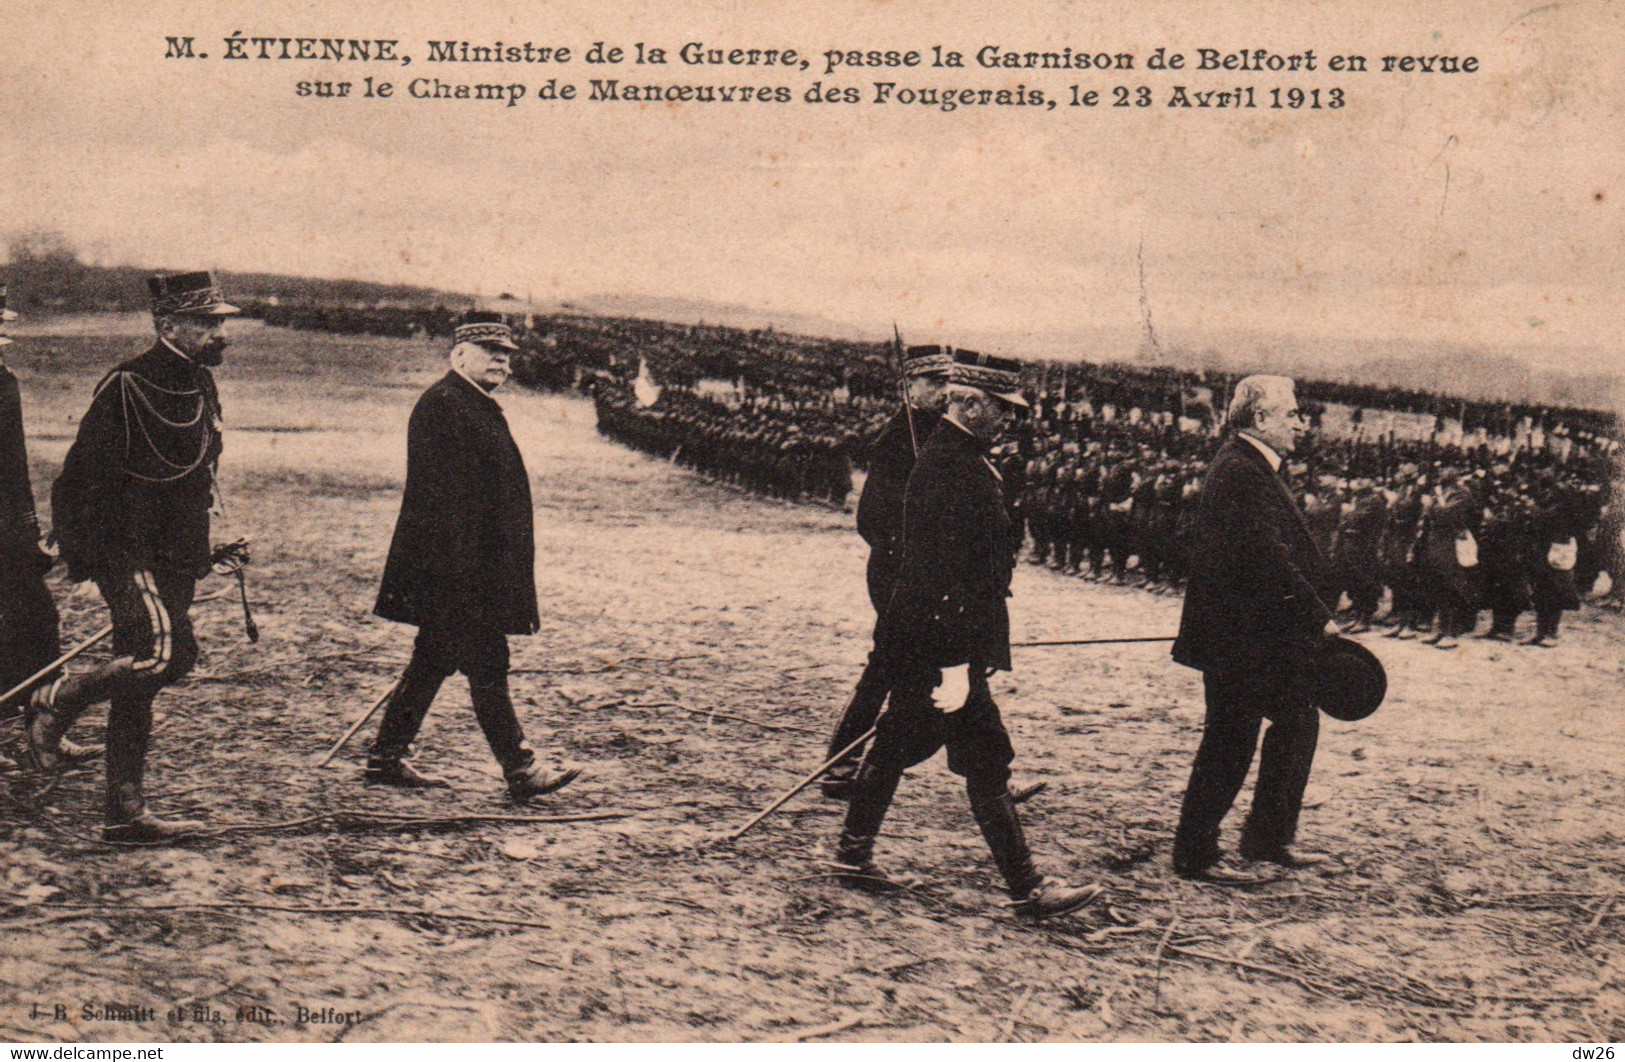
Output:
top-left (827, 650), bottom-right (889, 764)
top-left (867, 659), bottom-right (1015, 796)
top-left (1173, 658), bottom-right (1319, 872)
top-left (370, 622), bottom-right (533, 774)
top-left (49, 570), bottom-right (198, 816)
top-left (825, 554), bottom-right (898, 765)
top-left (0, 561), bottom-right (60, 702)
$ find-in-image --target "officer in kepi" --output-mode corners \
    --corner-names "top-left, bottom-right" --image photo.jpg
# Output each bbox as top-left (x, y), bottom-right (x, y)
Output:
top-left (28, 272), bottom-right (237, 842)
top-left (367, 310), bottom-right (582, 803)
top-left (829, 349), bottom-right (1103, 920)
top-left (821, 344), bottom-right (951, 798)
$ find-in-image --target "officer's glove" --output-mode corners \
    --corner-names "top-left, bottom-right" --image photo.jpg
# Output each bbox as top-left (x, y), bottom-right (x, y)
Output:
top-left (931, 664), bottom-right (971, 713)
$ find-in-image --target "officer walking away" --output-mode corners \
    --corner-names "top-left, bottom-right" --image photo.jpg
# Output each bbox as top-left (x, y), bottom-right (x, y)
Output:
top-left (27, 273), bottom-right (237, 842)
top-left (368, 311), bottom-right (581, 802)
top-left (830, 350), bottom-right (1101, 920)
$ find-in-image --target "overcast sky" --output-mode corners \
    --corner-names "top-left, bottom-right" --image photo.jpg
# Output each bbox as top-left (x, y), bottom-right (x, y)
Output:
top-left (1, 0), bottom-right (1620, 372)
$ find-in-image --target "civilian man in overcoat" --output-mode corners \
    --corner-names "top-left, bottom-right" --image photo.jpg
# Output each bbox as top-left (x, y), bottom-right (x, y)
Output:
top-left (1171, 374), bottom-right (1338, 884)
top-left (829, 350), bottom-right (1099, 920)
top-left (368, 311), bottom-right (580, 802)
top-left (27, 272), bottom-right (235, 842)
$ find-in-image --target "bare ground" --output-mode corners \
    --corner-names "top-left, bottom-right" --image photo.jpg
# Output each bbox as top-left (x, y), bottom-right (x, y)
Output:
top-left (2, 320), bottom-right (1623, 1043)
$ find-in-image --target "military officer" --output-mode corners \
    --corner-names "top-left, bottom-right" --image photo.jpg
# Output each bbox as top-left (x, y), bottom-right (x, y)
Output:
top-left (830, 350), bottom-right (1101, 920)
top-left (820, 345), bottom-right (950, 797)
top-left (368, 311), bottom-right (581, 802)
top-left (27, 273), bottom-right (237, 842)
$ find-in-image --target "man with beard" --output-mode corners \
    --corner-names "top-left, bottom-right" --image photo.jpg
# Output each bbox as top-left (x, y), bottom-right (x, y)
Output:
top-left (367, 312), bottom-right (581, 802)
top-left (1171, 375), bottom-right (1338, 884)
top-left (828, 350), bottom-right (1099, 920)
top-left (27, 273), bottom-right (236, 841)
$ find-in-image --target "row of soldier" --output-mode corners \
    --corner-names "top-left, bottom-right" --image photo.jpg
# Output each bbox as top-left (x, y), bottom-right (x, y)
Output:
top-left (593, 385), bottom-right (861, 506)
top-left (1009, 412), bottom-right (1618, 648)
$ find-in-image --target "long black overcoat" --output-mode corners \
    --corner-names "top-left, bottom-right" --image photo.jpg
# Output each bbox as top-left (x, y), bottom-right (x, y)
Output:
top-left (1172, 434), bottom-right (1334, 675)
top-left (375, 372), bottom-right (539, 635)
top-left (855, 406), bottom-right (940, 610)
top-left (875, 419), bottom-right (1014, 672)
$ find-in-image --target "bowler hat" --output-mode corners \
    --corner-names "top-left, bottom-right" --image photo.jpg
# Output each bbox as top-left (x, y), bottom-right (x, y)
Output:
top-left (1309, 637), bottom-right (1387, 722)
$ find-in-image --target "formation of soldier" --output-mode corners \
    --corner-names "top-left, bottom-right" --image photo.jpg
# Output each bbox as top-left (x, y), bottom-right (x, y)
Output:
top-left (593, 385), bottom-right (862, 506)
top-left (1013, 401), bottom-right (1621, 648)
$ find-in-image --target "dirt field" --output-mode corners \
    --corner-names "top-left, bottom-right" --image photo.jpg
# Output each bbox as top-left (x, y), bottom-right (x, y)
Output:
top-left (2, 317), bottom-right (1623, 1043)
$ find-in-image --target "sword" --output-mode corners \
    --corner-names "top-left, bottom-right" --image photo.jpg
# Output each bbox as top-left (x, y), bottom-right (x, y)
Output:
top-left (316, 677), bottom-right (402, 768)
top-left (894, 322), bottom-right (917, 458)
top-left (715, 725), bottom-right (877, 845)
top-left (0, 625), bottom-right (114, 714)
top-left (1012, 635), bottom-right (1176, 648)
top-left (0, 582), bottom-right (244, 716)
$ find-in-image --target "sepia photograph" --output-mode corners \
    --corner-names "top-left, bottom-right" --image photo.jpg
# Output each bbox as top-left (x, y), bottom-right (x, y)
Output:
top-left (0, 0), bottom-right (1621, 1045)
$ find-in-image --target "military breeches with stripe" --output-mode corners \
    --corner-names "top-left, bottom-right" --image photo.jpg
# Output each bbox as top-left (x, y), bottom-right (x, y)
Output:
top-left (48, 570), bottom-right (198, 729)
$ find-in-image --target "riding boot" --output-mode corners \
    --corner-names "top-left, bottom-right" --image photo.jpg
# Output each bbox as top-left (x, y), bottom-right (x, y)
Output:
top-left (23, 666), bottom-right (116, 771)
top-left (968, 787), bottom-right (1043, 900)
top-left (103, 693), bottom-right (202, 843)
top-left (971, 787), bottom-right (1103, 918)
top-left (830, 758), bottom-right (904, 888)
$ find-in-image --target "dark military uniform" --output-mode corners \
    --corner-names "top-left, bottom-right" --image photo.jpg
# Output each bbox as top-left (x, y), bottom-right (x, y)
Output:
top-left (370, 370), bottom-right (550, 783)
top-left (1332, 487), bottom-right (1386, 627)
top-left (821, 403), bottom-right (942, 770)
top-left (833, 358), bottom-right (1098, 919)
top-left (0, 347), bottom-right (59, 703)
top-left (839, 419), bottom-right (1027, 885)
top-left (39, 335), bottom-right (222, 836)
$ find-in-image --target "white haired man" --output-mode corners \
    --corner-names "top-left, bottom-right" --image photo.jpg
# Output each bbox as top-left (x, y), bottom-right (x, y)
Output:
top-left (368, 311), bottom-right (580, 802)
top-left (1171, 374), bottom-right (1339, 883)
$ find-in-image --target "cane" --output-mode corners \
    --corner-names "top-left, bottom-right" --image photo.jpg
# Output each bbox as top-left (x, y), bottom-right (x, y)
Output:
top-left (0, 625), bottom-right (114, 714)
top-left (234, 568), bottom-right (259, 643)
top-left (714, 725), bottom-right (877, 845)
top-left (316, 677), bottom-right (401, 768)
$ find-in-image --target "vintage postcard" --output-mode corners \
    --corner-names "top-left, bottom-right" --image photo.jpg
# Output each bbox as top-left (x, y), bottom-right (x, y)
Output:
top-left (0, 0), bottom-right (1620, 1046)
